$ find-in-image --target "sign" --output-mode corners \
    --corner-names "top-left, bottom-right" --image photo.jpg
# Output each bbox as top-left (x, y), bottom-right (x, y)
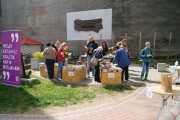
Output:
top-left (146, 86), bottom-right (153, 98)
top-left (68, 71), bottom-right (74, 76)
top-left (2, 30), bottom-right (21, 87)
top-left (67, 9), bottom-right (112, 40)
top-left (108, 73), bottom-right (114, 78)
top-left (74, 18), bottom-right (103, 33)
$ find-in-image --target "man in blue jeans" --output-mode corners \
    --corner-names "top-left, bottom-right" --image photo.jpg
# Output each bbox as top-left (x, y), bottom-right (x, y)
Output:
top-left (140, 42), bottom-right (153, 80)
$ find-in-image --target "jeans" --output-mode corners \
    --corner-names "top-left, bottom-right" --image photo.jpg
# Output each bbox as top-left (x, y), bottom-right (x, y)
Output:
top-left (87, 55), bottom-right (95, 76)
top-left (122, 66), bottom-right (129, 81)
top-left (95, 61), bottom-right (100, 82)
top-left (141, 62), bottom-right (151, 78)
top-left (45, 59), bottom-right (55, 79)
top-left (56, 61), bottom-right (64, 79)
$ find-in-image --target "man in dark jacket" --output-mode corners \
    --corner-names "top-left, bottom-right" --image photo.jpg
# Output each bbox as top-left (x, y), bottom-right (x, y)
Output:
top-left (85, 36), bottom-right (98, 78)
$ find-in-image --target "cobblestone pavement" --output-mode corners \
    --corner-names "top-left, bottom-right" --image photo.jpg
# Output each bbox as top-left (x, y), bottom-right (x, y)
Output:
top-left (0, 64), bottom-right (180, 120)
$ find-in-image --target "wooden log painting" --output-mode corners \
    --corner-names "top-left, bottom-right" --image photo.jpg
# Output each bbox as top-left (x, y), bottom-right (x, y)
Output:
top-left (74, 18), bottom-right (103, 33)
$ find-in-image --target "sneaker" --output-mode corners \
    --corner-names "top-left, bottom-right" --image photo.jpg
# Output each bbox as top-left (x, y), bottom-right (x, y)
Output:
top-left (125, 80), bottom-right (129, 82)
top-left (144, 77), bottom-right (148, 80)
top-left (56, 78), bottom-right (61, 81)
top-left (141, 77), bottom-right (145, 80)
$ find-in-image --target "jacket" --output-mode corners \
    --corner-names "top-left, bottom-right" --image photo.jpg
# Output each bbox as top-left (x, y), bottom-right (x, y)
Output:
top-left (140, 48), bottom-right (153, 63)
top-left (93, 48), bottom-right (103, 59)
top-left (113, 48), bottom-right (131, 68)
top-left (86, 41), bottom-right (98, 56)
top-left (57, 48), bottom-right (65, 62)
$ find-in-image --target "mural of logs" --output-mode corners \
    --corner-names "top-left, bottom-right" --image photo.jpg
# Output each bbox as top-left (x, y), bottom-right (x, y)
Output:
top-left (74, 18), bottom-right (103, 33)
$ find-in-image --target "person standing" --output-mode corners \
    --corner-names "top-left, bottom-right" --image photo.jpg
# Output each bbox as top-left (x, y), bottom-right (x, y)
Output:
top-left (54, 40), bottom-right (61, 62)
top-left (121, 39), bottom-right (130, 57)
top-left (121, 39), bottom-right (131, 81)
top-left (56, 42), bottom-right (67, 81)
top-left (113, 42), bottom-right (131, 81)
top-left (93, 46), bottom-right (103, 82)
top-left (102, 41), bottom-right (108, 56)
top-left (55, 40), bottom-right (61, 50)
top-left (140, 42), bottom-right (153, 80)
top-left (85, 36), bottom-right (98, 78)
top-left (43, 42), bottom-right (57, 79)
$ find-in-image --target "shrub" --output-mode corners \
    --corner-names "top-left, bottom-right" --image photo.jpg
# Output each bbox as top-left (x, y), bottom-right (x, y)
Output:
top-left (32, 52), bottom-right (45, 58)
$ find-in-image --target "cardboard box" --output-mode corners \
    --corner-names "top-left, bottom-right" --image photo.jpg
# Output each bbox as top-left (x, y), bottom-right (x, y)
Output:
top-left (39, 63), bottom-right (58, 78)
top-left (62, 68), bottom-right (86, 82)
top-left (101, 71), bottom-right (122, 85)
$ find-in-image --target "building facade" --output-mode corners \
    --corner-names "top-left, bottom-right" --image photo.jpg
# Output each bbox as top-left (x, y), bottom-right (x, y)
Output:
top-left (0, 0), bottom-right (180, 57)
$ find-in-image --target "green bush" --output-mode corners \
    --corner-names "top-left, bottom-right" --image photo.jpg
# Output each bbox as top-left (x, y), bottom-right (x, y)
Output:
top-left (32, 52), bottom-right (45, 58)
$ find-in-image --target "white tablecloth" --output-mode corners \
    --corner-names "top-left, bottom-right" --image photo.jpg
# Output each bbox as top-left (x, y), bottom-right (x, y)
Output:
top-left (169, 65), bottom-right (180, 73)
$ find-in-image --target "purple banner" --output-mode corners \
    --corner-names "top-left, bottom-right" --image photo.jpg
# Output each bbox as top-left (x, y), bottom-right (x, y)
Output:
top-left (2, 30), bottom-right (21, 87)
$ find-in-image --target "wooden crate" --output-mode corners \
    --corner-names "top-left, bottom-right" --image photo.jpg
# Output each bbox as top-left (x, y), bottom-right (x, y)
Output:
top-left (101, 71), bottom-right (122, 85)
top-left (62, 68), bottom-right (86, 82)
top-left (80, 68), bottom-right (87, 80)
top-left (39, 63), bottom-right (58, 78)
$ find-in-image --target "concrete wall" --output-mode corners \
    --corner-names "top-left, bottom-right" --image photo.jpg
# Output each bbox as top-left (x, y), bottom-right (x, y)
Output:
top-left (0, 0), bottom-right (180, 57)
top-left (21, 45), bottom-right (42, 55)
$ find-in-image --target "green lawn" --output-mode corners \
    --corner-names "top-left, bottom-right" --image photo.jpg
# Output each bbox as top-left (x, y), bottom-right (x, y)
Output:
top-left (0, 76), bottom-right (137, 114)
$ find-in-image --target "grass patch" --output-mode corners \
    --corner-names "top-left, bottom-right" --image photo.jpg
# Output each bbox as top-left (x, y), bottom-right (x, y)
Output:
top-left (0, 77), bottom-right (137, 114)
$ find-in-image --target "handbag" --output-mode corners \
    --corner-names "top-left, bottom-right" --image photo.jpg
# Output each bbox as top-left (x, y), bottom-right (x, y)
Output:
top-left (90, 56), bottom-right (98, 66)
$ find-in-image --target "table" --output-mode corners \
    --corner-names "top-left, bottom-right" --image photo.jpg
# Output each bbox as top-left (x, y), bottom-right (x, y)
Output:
top-left (103, 54), bottom-right (115, 59)
top-left (169, 66), bottom-right (180, 84)
top-left (79, 54), bottom-right (87, 62)
top-left (103, 54), bottom-right (115, 62)
top-left (151, 84), bottom-right (180, 120)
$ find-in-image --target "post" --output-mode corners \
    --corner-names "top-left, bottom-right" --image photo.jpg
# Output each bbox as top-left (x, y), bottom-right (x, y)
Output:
top-left (139, 32), bottom-right (142, 54)
top-left (125, 32), bottom-right (128, 40)
top-left (168, 32), bottom-right (172, 60)
top-left (111, 32), bottom-right (114, 47)
top-left (153, 32), bottom-right (157, 56)
top-left (100, 33), bottom-right (102, 46)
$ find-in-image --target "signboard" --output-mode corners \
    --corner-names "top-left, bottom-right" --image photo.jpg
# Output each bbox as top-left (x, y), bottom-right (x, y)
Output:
top-left (68, 71), bottom-right (74, 76)
top-left (146, 86), bottom-right (153, 98)
top-left (2, 30), bottom-right (21, 87)
top-left (74, 18), bottom-right (103, 33)
top-left (67, 9), bottom-right (112, 40)
top-left (108, 73), bottom-right (115, 78)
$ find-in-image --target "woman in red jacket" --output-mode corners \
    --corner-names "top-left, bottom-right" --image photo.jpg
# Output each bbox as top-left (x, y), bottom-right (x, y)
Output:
top-left (56, 42), bottom-right (67, 81)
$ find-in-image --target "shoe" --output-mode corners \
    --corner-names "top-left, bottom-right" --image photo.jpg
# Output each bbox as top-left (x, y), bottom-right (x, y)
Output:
top-left (141, 77), bottom-right (145, 80)
top-left (56, 78), bottom-right (61, 81)
top-left (144, 77), bottom-right (148, 80)
top-left (125, 80), bottom-right (129, 82)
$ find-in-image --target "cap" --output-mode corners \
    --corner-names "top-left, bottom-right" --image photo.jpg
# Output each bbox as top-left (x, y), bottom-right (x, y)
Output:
top-left (145, 42), bottom-right (150, 46)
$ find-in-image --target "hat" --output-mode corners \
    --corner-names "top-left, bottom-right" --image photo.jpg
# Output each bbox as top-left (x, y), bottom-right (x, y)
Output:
top-left (145, 42), bottom-right (150, 46)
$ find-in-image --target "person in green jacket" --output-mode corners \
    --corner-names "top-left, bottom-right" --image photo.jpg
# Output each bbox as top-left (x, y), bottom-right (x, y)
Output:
top-left (140, 42), bottom-right (153, 80)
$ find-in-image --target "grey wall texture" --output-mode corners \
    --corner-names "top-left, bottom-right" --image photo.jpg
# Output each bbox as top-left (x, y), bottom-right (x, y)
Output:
top-left (0, 0), bottom-right (180, 58)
